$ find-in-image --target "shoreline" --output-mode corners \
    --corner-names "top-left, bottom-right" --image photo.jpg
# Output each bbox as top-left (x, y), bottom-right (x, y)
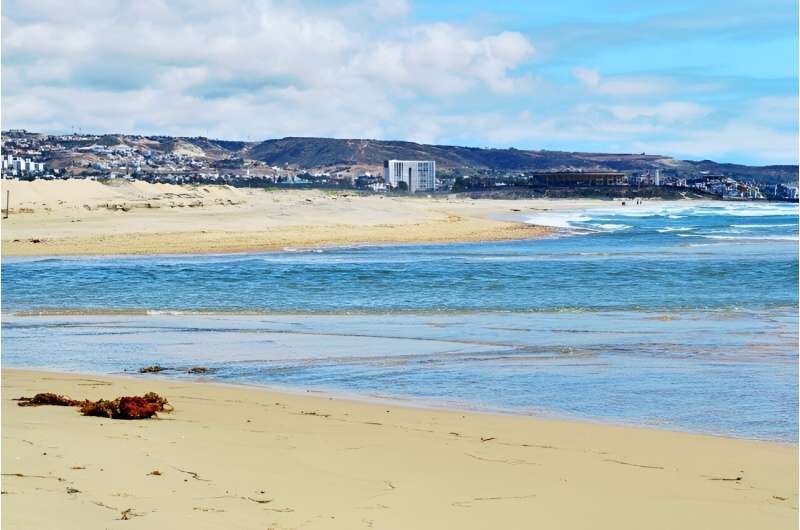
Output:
top-left (3, 368), bottom-right (797, 529)
top-left (5, 365), bottom-right (797, 446)
top-left (0, 180), bottom-right (725, 257)
top-left (1, 220), bottom-right (553, 257)
top-left (5, 303), bottom-right (798, 315)
top-left (0, 180), bottom-right (560, 257)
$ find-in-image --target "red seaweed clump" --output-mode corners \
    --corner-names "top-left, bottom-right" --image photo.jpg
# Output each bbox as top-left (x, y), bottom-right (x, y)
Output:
top-left (117, 396), bottom-right (161, 419)
top-left (79, 399), bottom-right (119, 418)
top-left (18, 391), bottom-right (172, 420)
top-left (80, 393), bottom-right (172, 419)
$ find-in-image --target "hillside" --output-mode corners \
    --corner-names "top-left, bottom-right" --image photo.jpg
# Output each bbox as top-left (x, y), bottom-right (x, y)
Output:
top-left (244, 137), bottom-right (796, 184)
top-left (246, 137), bottom-right (671, 171)
top-left (3, 131), bottom-right (797, 185)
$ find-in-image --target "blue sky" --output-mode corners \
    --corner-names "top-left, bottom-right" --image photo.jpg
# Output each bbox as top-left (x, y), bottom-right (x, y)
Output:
top-left (2, 0), bottom-right (797, 164)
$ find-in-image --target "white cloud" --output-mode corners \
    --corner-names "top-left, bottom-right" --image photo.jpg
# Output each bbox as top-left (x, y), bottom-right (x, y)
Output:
top-left (631, 96), bottom-right (799, 164)
top-left (572, 67), bottom-right (601, 88)
top-left (572, 67), bottom-right (669, 96)
top-left (1, 1), bottom-right (796, 165)
top-left (634, 123), bottom-right (798, 164)
top-left (607, 102), bottom-right (712, 122)
top-left (2, 0), bottom-right (536, 139)
top-left (351, 24), bottom-right (534, 96)
top-left (749, 96), bottom-right (798, 125)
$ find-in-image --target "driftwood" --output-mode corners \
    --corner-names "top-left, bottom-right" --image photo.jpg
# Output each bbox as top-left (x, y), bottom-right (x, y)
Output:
top-left (17, 392), bottom-right (172, 420)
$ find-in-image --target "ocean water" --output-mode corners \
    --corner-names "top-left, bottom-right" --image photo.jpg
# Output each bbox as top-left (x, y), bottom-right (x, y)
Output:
top-left (2, 201), bottom-right (798, 441)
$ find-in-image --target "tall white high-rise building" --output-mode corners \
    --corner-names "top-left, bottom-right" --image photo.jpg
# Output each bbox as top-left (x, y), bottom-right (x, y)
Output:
top-left (383, 160), bottom-right (436, 192)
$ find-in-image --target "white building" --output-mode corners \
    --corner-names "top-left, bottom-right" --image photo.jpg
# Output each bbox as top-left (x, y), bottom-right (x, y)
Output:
top-left (0, 155), bottom-right (45, 175)
top-left (383, 160), bottom-right (436, 192)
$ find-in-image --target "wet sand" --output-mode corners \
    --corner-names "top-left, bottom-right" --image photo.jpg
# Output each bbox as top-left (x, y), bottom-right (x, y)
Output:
top-left (2, 369), bottom-right (796, 529)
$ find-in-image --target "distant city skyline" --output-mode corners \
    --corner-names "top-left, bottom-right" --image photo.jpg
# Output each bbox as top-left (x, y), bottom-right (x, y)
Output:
top-left (2, 0), bottom-right (797, 165)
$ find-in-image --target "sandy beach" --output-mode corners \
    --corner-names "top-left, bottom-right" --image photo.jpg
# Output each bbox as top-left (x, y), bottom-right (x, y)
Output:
top-left (2, 181), bottom-right (796, 529)
top-left (0, 179), bottom-right (558, 256)
top-left (1, 369), bottom-right (796, 529)
top-left (0, 179), bottom-right (718, 257)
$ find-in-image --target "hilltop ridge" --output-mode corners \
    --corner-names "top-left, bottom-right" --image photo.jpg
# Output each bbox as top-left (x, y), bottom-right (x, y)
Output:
top-left (3, 130), bottom-right (797, 186)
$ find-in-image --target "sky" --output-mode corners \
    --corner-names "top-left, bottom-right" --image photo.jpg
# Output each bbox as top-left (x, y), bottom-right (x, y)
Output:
top-left (2, 0), bottom-right (797, 165)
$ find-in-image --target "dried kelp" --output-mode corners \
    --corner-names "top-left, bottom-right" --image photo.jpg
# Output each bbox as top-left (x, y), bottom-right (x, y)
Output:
top-left (17, 392), bottom-right (172, 420)
top-left (16, 393), bottom-right (81, 407)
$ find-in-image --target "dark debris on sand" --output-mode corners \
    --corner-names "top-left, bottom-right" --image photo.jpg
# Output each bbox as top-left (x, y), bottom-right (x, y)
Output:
top-left (17, 392), bottom-right (173, 420)
top-left (16, 393), bottom-right (81, 407)
top-left (138, 365), bottom-right (166, 374)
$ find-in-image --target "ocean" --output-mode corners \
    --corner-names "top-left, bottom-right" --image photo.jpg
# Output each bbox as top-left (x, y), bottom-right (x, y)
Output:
top-left (2, 201), bottom-right (798, 441)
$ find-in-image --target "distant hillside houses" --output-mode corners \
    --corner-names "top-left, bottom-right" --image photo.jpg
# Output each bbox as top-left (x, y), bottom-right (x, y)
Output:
top-left (2, 155), bottom-right (44, 176)
top-left (685, 176), bottom-right (764, 200)
top-left (0, 130), bottom-right (796, 200)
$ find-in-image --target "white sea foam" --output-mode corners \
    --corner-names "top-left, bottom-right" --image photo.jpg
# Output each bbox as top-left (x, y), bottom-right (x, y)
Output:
top-left (524, 202), bottom-right (798, 233)
top-left (700, 204), bottom-right (799, 217)
top-left (282, 247), bottom-right (325, 253)
top-left (602, 203), bottom-right (797, 219)
top-left (524, 213), bottom-right (631, 234)
top-left (657, 227), bottom-right (693, 233)
top-left (524, 212), bottom-right (592, 228)
top-left (591, 223), bottom-right (630, 232)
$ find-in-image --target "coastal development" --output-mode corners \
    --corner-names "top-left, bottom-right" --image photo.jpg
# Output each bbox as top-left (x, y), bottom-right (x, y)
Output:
top-left (383, 159), bottom-right (436, 192)
top-left (1, 132), bottom-right (798, 530)
top-left (2, 130), bottom-right (797, 201)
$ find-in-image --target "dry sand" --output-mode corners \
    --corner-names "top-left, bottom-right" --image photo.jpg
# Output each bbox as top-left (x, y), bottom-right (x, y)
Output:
top-left (0, 179), bottom-right (560, 256)
top-left (2, 369), bottom-right (796, 529)
top-left (0, 179), bottom-right (712, 256)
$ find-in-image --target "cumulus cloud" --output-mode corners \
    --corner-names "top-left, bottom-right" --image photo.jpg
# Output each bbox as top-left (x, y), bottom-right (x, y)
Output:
top-left (2, 0), bottom-right (535, 140)
top-left (1, 1), bottom-right (796, 165)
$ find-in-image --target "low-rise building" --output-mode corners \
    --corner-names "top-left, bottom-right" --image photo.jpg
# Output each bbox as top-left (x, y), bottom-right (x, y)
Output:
top-left (527, 171), bottom-right (627, 187)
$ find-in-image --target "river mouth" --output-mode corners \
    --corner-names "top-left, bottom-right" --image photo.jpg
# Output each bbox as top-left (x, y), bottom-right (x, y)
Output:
top-left (3, 203), bottom-right (798, 442)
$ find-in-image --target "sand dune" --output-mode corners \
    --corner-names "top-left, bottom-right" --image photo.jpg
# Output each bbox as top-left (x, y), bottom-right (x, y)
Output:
top-left (2, 369), bottom-right (796, 530)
